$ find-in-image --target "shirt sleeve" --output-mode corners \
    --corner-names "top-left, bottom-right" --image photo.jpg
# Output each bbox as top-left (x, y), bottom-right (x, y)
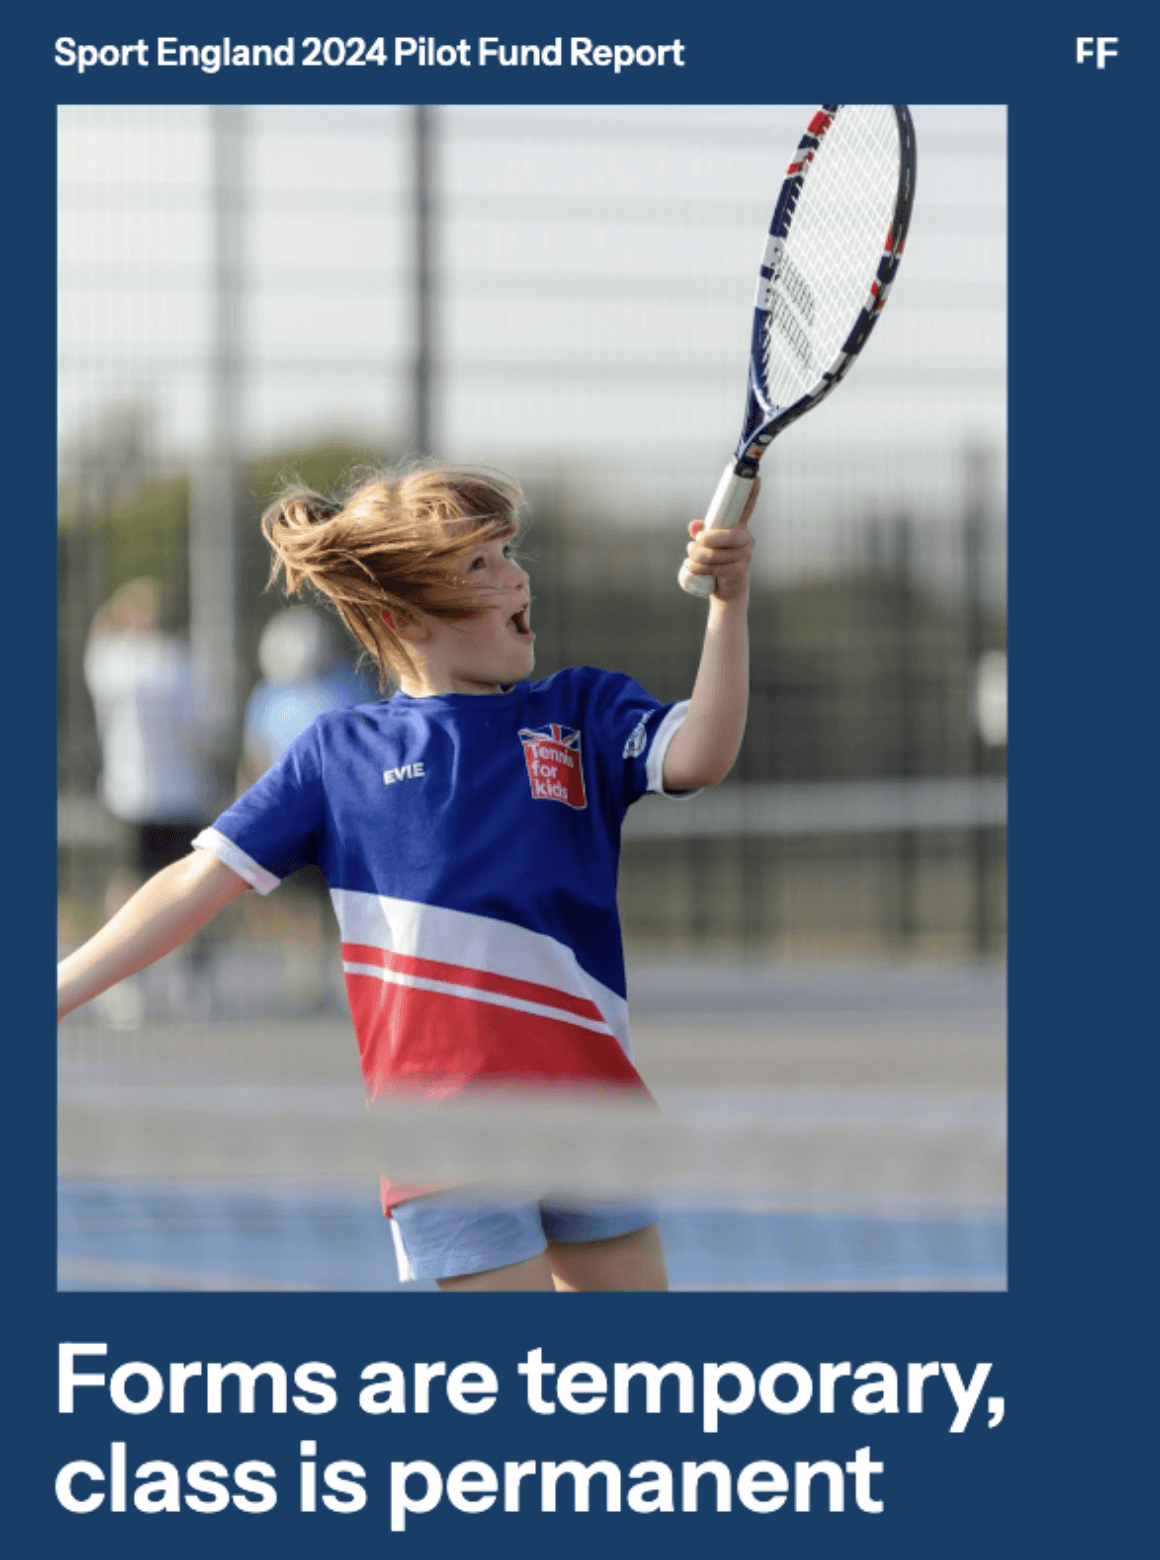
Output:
top-left (193, 725), bottom-right (326, 895)
top-left (585, 669), bottom-right (697, 812)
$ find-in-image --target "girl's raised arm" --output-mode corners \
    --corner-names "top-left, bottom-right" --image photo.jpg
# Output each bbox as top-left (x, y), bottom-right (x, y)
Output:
top-left (661, 480), bottom-right (759, 793)
top-left (57, 852), bottom-right (249, 1021)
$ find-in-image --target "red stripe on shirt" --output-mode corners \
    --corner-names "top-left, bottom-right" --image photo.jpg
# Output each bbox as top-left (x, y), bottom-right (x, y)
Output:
top-left (341, 942), bottom-right (608, 1025)
top-left (344, 973), bottom-right (647, 1095)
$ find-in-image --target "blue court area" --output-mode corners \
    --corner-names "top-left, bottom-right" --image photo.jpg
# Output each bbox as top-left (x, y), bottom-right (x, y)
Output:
top-left (57, 1181), bottom-right (1004, 1293)
top-left (58, 963), bottom-right (1006, 1292)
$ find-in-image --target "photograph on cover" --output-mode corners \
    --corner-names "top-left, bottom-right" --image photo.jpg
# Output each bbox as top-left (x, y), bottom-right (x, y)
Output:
top-left (57, 103), bottom-right (1006, 1293)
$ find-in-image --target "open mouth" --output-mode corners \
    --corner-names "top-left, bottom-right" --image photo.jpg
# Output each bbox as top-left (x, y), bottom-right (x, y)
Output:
top-left (510, 605), bottom-right (533, 638)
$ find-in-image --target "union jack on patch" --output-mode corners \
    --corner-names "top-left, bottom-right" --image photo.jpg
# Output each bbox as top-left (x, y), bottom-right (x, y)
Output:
top-left (518, 723), bottom-right (588, 810)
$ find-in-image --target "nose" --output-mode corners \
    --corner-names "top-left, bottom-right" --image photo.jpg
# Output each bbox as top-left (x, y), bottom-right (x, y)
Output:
top-left (506, 556), bottom-right (529, 591)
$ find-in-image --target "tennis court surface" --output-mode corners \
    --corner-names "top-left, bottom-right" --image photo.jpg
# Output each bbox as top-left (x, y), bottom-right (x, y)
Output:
top-left (59, 958), bottom-right (1005, 1292)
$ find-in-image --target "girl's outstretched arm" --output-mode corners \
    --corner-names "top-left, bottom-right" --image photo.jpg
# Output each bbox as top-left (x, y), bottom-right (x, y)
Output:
top-left (57, 852), bottom-right (249, 1021)
top-left (662, 480), bottom-right (758, 792)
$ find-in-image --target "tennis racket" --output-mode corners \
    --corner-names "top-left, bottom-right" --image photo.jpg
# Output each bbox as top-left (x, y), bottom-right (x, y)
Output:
top-left (680, 104), bottom-right (917, 596)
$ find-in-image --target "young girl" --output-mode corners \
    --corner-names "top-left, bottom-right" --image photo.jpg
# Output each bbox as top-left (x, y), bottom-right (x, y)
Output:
top-left (58, 465), bottom-right (757, 1293)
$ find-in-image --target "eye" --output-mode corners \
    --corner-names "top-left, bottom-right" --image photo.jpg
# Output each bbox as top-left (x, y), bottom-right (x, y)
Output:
top-left (468, 554), bottom-right (486, 571)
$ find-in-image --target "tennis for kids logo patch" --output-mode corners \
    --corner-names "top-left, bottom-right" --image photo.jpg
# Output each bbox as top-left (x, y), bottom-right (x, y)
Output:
top-left (518, 723), bottom-right (588, 809)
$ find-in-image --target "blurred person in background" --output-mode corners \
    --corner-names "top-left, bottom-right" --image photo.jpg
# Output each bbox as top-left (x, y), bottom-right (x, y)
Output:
top-left (236, 605), bottom-right (376, 1010)
top-left (83, 578), bottom-right (217, 1023)
top-left (239, 605), bottom-right (375, 786)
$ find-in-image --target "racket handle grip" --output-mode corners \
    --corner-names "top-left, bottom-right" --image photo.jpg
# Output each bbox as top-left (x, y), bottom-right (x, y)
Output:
top-left (678, 465), bottom-right (756, 597)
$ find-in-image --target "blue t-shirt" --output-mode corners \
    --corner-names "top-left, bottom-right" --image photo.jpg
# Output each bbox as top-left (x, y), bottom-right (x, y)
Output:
top-left (195, 667), bottom-right (690, 1098)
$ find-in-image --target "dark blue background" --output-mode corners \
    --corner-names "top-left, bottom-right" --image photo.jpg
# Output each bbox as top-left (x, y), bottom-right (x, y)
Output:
top-left (11, 2), bottom-right (1154, 1552)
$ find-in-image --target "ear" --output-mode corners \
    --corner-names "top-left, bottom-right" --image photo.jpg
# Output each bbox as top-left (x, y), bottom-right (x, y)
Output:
top-left (385, 608), bottom-right (430, 645)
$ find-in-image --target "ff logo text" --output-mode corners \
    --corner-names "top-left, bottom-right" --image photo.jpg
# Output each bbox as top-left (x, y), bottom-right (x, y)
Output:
top-left (1076, 37), bottom-right (1117, 67)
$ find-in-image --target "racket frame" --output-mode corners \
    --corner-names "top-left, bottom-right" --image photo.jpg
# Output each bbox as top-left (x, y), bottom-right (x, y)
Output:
top-left (680, 104), bottom-right (918, 597)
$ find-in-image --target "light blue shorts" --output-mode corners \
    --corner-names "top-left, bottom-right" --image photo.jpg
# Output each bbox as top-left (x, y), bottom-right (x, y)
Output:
top-left (389, 1195), bottom-right (659, 1282)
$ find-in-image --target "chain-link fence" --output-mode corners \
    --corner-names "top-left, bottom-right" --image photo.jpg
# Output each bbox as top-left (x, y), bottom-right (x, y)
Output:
top-left (59, 104), bottom-right (1006, 961)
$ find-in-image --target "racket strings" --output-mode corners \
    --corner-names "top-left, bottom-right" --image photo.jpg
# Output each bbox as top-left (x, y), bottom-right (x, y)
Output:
top-left (761, 105), bottom-right (901, 410)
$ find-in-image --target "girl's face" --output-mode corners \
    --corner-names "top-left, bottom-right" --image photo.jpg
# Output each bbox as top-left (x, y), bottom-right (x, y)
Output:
top-left (400, 532), bottom-right (535, 697)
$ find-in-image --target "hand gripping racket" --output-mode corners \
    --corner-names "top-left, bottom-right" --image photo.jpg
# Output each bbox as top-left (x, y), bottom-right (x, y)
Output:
top-left (680, 104), bottom-right (917, 596)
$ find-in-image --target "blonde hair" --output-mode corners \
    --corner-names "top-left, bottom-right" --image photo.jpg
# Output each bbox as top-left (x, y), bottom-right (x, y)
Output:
top-left (260, 466), bottom-right (524, 686)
